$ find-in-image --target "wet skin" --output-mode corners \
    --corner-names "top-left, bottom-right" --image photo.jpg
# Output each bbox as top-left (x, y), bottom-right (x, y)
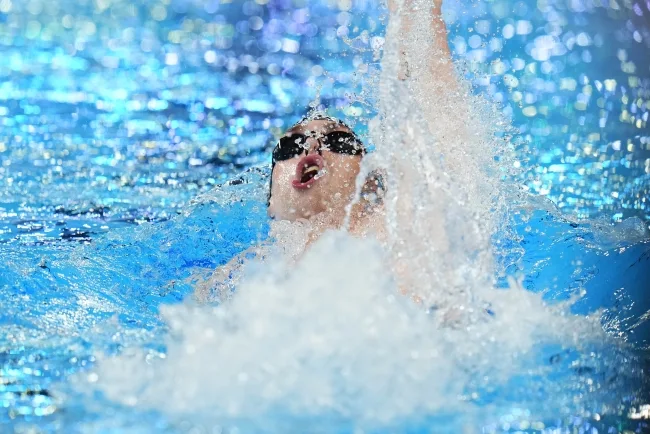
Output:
top-left (268, 119), bottom-right (365, 226)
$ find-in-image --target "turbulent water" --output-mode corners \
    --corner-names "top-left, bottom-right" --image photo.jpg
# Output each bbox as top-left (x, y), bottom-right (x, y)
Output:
top-left (66, 1), bottom-right (649, 432)
top-left (1, 0), bottom-right (650, 433)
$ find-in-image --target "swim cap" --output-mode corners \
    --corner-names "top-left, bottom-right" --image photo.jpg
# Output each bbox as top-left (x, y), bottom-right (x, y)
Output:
top-left (289, 110), bottom-right (364, 144)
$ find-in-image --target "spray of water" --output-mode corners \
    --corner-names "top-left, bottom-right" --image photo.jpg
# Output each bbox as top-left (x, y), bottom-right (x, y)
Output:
top-left (78, 0), bottom-right (643, 431)
top-left (88, 228), bottom-right (613, 427)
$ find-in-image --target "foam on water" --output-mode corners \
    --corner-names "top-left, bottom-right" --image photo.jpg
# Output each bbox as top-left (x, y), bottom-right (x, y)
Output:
top-left (74, 0), bottom-right (647, 431)
top-left (86, 230), bottom-right (616, 429)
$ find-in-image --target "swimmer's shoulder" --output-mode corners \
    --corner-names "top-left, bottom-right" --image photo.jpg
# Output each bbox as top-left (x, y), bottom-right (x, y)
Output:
top-left (349, 204), bottom-right (387, 243)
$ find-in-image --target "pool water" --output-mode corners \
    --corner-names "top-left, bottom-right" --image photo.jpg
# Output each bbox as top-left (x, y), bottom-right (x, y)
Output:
top-left (1, 0), bottom-right (649, 432)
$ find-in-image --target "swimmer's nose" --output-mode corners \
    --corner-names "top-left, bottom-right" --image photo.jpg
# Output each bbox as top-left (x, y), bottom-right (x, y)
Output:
top-left (305, 137), bottom-right (322, 155)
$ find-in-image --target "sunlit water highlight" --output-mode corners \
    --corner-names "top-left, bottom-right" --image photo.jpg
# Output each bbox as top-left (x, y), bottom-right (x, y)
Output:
top-left (1, 0), bottom-right (649, 433)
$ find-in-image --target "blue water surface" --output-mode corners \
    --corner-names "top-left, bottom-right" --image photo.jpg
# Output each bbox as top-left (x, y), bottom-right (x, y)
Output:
top-left (0, 0), bottom-right (649, 432)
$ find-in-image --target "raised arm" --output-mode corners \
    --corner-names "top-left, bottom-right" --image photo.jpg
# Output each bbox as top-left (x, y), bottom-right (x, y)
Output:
top-left (376, 0), bottom-right (487, 309)
top-left (384, 0), bottom-right (474, 150)
top-left (388, 0), bottom-right (456, 87)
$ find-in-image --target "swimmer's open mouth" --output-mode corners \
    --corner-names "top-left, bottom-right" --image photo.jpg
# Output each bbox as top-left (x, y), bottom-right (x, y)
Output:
top-left (292, 154), bottom-right (324, 189)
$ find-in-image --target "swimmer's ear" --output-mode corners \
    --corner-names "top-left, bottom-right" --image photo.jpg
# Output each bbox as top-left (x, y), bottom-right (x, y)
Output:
top-left (361, 169), bottom-right (386, 204)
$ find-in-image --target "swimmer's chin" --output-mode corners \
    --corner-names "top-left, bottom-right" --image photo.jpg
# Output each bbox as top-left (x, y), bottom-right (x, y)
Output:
top-left (267, 205), bottom-right (340, 223)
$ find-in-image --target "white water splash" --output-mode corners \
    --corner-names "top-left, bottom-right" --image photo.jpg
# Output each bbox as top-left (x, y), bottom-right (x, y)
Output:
top-left (80, 0), bottom-right (637, 431)
top-left (87, 230), bottom-right (607, 431)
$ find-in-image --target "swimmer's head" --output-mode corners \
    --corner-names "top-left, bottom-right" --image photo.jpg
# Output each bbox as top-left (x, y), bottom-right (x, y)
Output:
top-left (267, 112), bottom-right (381, 222)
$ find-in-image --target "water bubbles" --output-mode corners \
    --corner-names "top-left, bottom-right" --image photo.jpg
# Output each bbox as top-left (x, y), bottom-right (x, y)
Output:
top-left (0, 0), bottom-right (649, 432)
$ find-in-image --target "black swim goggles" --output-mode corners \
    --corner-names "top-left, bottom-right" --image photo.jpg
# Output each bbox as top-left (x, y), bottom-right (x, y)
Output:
top-left (271, 131), bottom-right (365, 163)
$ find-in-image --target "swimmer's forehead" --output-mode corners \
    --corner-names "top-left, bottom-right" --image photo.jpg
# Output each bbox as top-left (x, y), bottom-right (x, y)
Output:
top-left (285, 119), bottom-right (352, 136)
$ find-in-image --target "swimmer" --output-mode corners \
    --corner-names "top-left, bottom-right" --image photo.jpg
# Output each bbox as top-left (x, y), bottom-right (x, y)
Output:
top-left (267, 0), bottom-right (461, 245)
top-left (195, 0), bottom-right (460, 302)
top-left (267, 113), bottom-right (386, 243)
top-left (193, 114), bottom-right (386, 302)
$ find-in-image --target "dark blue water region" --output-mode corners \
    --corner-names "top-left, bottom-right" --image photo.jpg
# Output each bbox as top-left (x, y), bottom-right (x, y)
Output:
top-left (494, 203), bottom-right (650, 347)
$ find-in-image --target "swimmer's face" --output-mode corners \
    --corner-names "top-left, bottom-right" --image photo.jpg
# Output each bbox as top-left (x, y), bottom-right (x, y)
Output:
top-left (268, 120), bottom-right (363, 221)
